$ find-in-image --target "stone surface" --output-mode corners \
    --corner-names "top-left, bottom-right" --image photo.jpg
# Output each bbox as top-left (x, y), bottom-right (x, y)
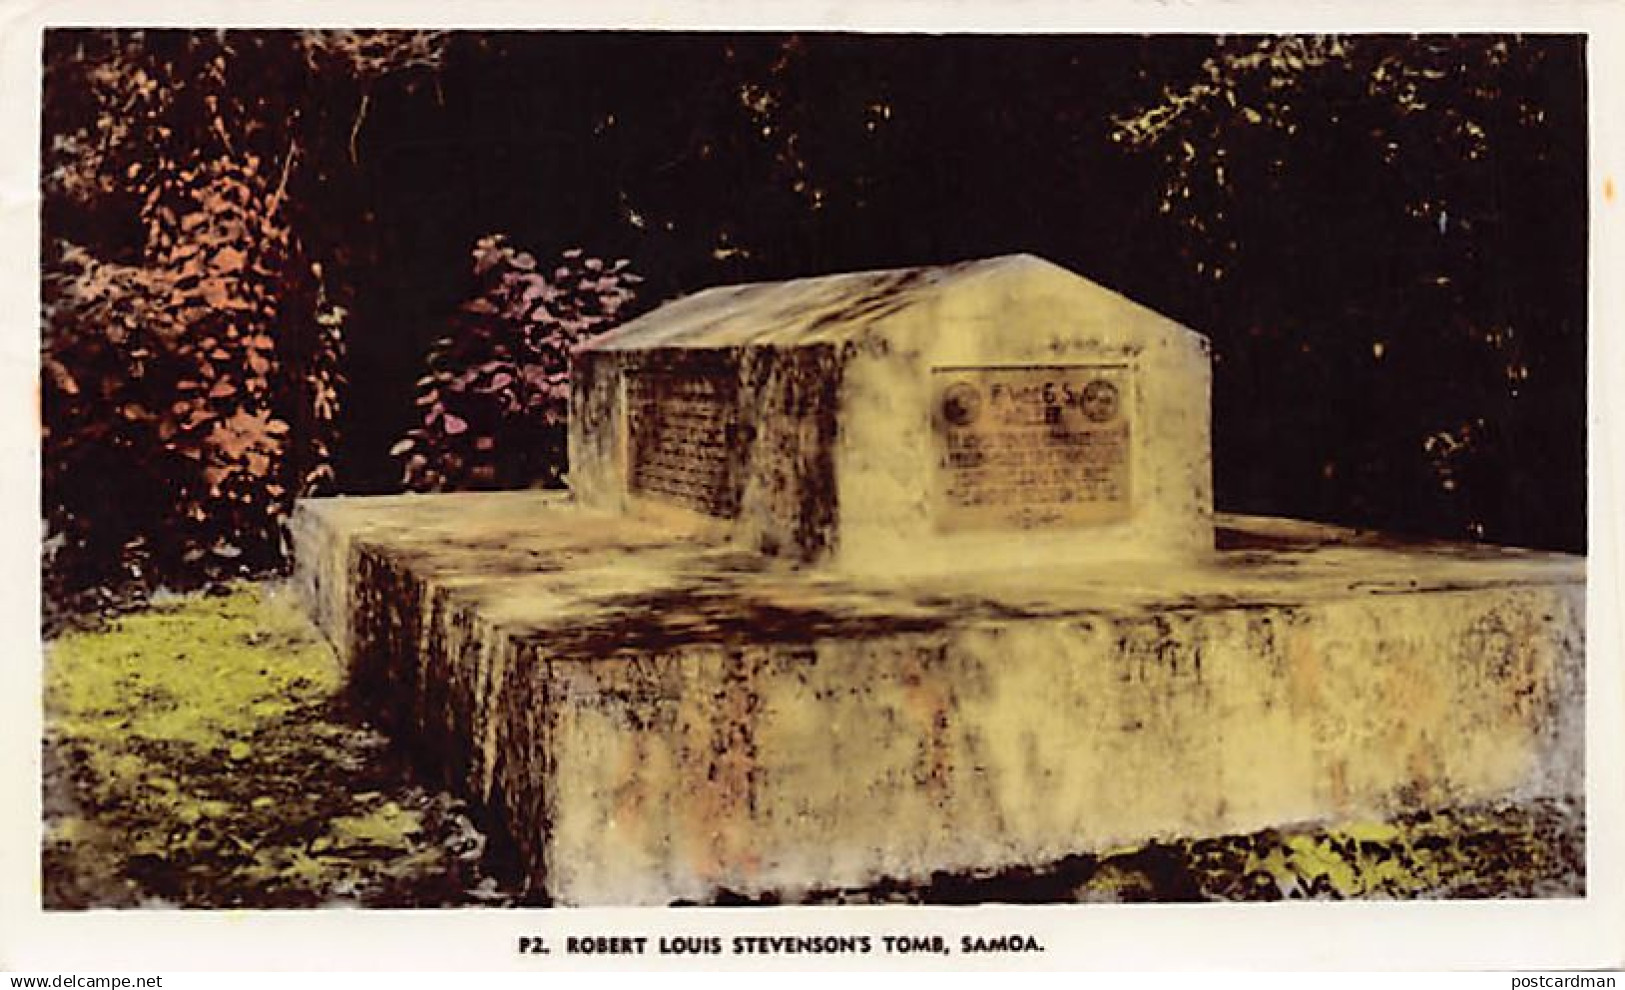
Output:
top-left (569, 254), bottom-right (1212, 574)
top-left (292, 491), bottom-right (1585, 906)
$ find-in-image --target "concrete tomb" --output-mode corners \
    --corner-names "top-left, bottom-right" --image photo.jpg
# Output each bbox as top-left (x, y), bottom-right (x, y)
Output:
top-left (294, 254), bottom-right (1584, 905)
top-left (569, 255), bottom-right (1211, 573)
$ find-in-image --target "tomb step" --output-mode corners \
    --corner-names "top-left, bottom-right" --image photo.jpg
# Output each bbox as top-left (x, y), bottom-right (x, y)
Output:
top-left (292, 490), bottom-right (1583, 906)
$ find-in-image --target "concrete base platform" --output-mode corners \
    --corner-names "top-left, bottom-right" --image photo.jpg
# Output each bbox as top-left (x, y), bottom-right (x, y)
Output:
top-left (292, 490), bottom-right (1584, 906)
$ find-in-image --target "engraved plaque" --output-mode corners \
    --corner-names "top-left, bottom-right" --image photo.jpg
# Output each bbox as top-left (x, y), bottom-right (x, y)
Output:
top-left (624, 370), bottom-right (742, 518)
top-left (933, 364), bottom-right (1131, 531)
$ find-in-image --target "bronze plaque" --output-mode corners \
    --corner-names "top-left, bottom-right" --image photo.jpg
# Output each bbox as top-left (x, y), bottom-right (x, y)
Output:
top-left (624, 370), bottom-right (741, 518)
top-left (933, 364), bottom-right (1131, 531)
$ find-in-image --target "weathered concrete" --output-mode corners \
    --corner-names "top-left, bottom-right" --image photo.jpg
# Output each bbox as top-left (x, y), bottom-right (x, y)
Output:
top-left (292, 491), bottom-right (1584, 906)
top-left (570, 255), bottom-right (1213, 574)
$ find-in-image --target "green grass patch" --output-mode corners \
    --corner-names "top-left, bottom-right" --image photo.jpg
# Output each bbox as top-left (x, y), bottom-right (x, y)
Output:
top-left (43, 582), bottom-right (504, 908)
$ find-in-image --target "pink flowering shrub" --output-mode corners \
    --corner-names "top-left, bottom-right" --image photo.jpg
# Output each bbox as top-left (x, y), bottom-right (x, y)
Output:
top-left (393, 235), bottom-right (640, 490)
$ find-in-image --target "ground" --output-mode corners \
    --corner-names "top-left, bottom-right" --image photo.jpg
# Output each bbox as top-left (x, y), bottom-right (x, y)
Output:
top-left (40, 582), bottom-right (1584, 909)
top-left (42, 583), bottom-right (512, 908)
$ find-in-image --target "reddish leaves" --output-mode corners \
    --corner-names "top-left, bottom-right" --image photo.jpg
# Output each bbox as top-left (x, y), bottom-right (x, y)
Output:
top-left (393, 235), bottom-right (640, 492)
top-left (43, 154), bottom-right (345, 593)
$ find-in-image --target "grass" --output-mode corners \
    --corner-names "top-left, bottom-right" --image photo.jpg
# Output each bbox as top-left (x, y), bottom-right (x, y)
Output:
top-left (42, 581), bottom-right (510, 908)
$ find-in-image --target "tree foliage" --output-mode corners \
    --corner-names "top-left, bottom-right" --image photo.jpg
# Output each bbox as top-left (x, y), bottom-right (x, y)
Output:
top-left (393, 235), bottom-right (640, 491)
top-left (39, 30), bottom-right (425, 603)
top-left (1111, 36), bottom-right (1586, 548)
top-left (43, 159), bottom-right (342, 598)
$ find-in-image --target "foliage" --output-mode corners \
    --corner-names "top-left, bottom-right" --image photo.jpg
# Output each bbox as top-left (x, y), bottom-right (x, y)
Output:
top-left (38, 30), bottom-right (449, 605)
top-left (1112, 36), bottom-right (1553, 293)
top-left (299, 30), bottom-right (450, 82)
top-left (42, 583), bottom-right (508, 908)
top-left (1109, 36), bottom-right (1586, 549)
top-left (392, 235), bottom-right (640, 491)
top-left (43, 30), bottom-right (446, 225)
top-left (42, 153), bottom-right (345, 601)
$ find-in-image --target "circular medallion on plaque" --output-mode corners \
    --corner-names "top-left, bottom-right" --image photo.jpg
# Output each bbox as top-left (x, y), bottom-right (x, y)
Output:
top-left (942, 382), bottom-right (982, 427)
top-left (1081, 379), bottom-right (1119, 423)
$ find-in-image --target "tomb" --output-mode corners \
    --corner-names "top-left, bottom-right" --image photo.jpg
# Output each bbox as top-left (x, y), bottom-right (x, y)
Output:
top-left (293, 254), bottom-right (1584, 905)
top-left (568, 255), bottom-right (1211, 572)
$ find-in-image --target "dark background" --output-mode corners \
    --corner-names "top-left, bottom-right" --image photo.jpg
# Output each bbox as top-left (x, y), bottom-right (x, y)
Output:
top-left (44, 32), bottom-right (1589, 566)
